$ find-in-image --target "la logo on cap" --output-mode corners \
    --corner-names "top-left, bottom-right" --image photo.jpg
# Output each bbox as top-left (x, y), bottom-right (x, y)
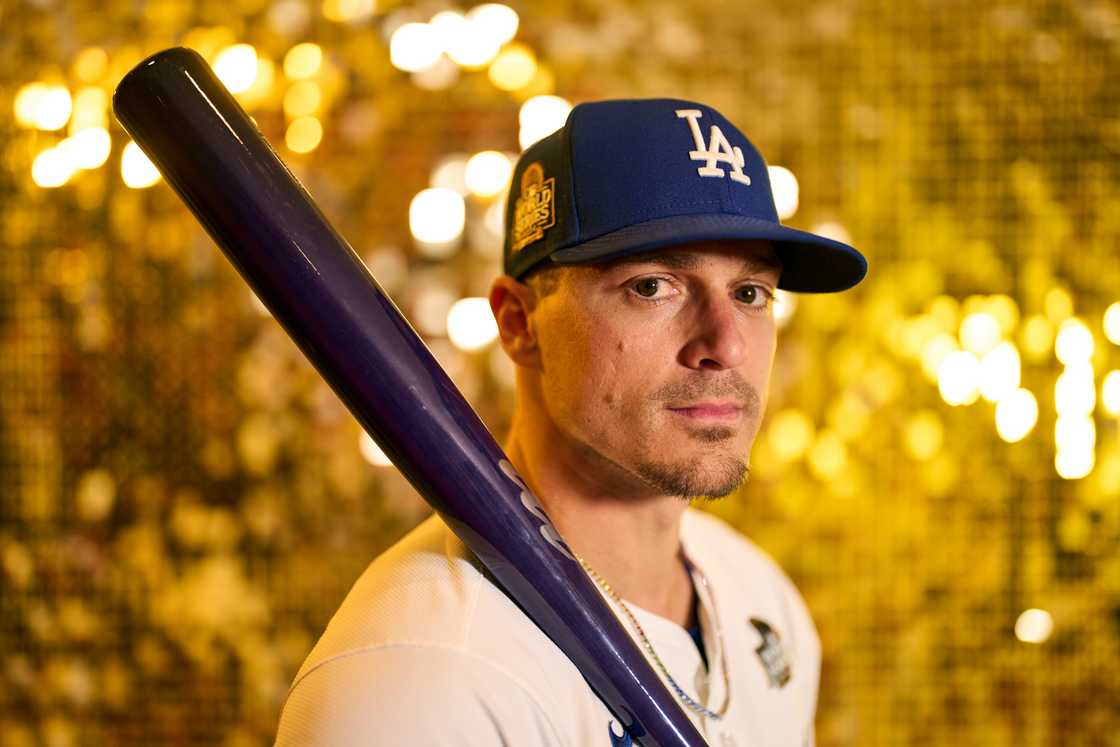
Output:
top-left (676, 109), bottom-right (752, 186)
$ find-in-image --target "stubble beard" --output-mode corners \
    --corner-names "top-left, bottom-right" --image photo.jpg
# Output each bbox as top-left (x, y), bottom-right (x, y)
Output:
top-left (552, 371), bottom-right (763, 500)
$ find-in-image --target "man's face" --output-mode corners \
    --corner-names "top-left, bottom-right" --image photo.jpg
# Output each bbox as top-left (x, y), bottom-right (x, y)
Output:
top-left (529, 239), bottom-right (781, 499)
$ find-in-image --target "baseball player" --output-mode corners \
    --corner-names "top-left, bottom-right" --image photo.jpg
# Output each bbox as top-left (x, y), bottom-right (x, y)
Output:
top-left (274, 98), bottom-right (867, 746)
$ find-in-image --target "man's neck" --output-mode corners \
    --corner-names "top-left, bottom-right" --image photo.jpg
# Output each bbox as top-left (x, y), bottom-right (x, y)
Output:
top-left (503, 411), bottom-right (696, 627)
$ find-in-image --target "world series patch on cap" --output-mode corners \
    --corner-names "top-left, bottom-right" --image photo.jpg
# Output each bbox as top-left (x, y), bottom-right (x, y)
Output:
top-left (502, 98), bottom-right (868, 294)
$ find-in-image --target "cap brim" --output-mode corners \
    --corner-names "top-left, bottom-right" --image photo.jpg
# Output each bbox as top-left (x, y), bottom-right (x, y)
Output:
top-left (549, 213), bottom-right (867, 293)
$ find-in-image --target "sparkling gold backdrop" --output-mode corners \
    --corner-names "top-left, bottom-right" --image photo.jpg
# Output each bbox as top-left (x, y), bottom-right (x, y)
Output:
top-left (2, 0), bottom-right (1119, 745)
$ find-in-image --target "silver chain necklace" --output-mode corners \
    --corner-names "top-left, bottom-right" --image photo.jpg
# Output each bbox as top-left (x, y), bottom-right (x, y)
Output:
top-left (576, 554), bottom-right (731, 722)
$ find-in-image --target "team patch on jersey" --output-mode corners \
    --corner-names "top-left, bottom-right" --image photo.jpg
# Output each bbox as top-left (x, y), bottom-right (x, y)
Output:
top-left (748, 617), bottom-right (791, 688)
top-left (510, 161), bottom-right (555, 253)
top-left (608, 719), bottom-right (633, 746)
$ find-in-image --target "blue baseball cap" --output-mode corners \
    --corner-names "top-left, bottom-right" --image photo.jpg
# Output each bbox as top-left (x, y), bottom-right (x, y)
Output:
top-left (502, 98), bottom-right (867, 293)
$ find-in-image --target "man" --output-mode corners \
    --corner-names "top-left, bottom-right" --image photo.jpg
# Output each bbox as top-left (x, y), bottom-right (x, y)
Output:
top-left (275, 99), bottom-right (867, 746)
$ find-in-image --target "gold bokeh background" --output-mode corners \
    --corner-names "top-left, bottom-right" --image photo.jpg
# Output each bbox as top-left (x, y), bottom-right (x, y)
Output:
top-left (2, 0), bottom-right (1118, 745)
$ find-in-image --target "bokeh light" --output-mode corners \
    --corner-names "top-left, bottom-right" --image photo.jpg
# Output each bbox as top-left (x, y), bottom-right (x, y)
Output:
top-left (1054, 318), bottom-right (1094, 365)
top-left (284, 43), bottom-right (323, 79)
top-left (359, 431), bottom-right (394, 467)
top-left (519, 95), bottom-right (572, 149)
top-left (31, 147), bottom-right (74, 188)
top-left (464, 150), bottom-right (512, 198)
top-left (285, 116), bottom-right (323, 153)
top-left (15, 82), bottom-right (72, 130)
top-left (978, 341), bottom-right (1021, 403)
top-left (1103, 302), bottom-right (1120, 345)
top-left (1014, 608), bottom-right (1053, 644)
top-left (767, 166), bottom-right (799, 220)
top-left (960, 312), bottom-right (1002, 356)
top-left (938, 350), bottom-right (980, 406)
top-left (409, 188), bottom-right (466, 245)
top-left (213, 44), bottom-right (259, 94)
top-left (1102, 370), bottom-right (1120, 416)
top-left (120, 141), bottom-right (161, 188)
top-left (488, 43), bottom-right (537, 91)
top-left (390, 22), bottom-right (443, 72)
top-left (447, 298), bottom-right (500, 351)
top-left (995, 388), bottom-right (1038, 443)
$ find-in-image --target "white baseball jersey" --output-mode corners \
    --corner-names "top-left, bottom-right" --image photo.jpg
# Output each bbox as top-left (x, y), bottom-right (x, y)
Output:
top-left (274, 508), bottom-right (820, 746)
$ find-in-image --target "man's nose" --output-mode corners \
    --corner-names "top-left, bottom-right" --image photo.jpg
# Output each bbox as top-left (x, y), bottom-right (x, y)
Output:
top-left (679, 295), bottom-right (748, 371)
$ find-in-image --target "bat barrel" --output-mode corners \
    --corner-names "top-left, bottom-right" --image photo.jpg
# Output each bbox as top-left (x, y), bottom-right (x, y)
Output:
top-left (113, 47), bottom-right (707, 747)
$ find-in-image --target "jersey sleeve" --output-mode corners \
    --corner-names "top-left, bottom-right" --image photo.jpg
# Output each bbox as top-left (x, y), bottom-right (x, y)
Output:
top-left (274, 645), bottom-right (564, 746)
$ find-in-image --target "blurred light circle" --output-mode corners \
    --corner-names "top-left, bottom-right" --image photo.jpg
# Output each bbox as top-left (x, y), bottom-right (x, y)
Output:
top-left (413, 285), bottom-right (458, 335)
top-left (431, 154), bottom-right (470, 194)
top-left (323, 0), bottom-right (376, 23)
top-left (390, 22), bottom-right (443, 72)
top-left (1054, 363), bottom-right (1096, 417)
top-left (995, 388), bottom-right (1038, 443)
top-left (58, 127), bottom-right (111, 170)
top-left (14, 82), bottom-right (49, 127)
top-left (488, 43), bottom-right (537, 91)
top-left (359, 431), bottom-right (393, 467)
top-left (773, 288), bottom-right (797, 329)
top-left (979, 341), bottom-right (1021, 403)
top-left (1019, 314), bottom-right (1053, 360)
top-left (269, 0), bottom-right (312, 36)
top-left (937, 350), bottom-right (980, 406)
top-left (284, 43), bottom-right (323, 79)
top-left (214, 44), bottom-right (259, 94)
top-left (1055, 444), bottom-right (1095, 480)
top-left (468, 4), bottom-right (520, 46)
top-left (363, 246), bottom-right (408, 294)
top-left (429, 9), bottom-right (468, 46)
top-left (1054, 318), bottom-right (1094, 365)
top-left (1055, 415), bottom-right (1096, 452)
top-left (74, 47), bottom-right (108, 82)
top-left (121, 141), bottom-right (161, 188)
top-left (1044, 287), bottom-right (1073, 324)
top-left (1014, 608), bottom-right (1053, 644)
top-left (809, 220), bottom-right (852, 246)
top-left (32, 147), bottom-right (73, 188)
top-left (519, 95), bottom-right (572, 149)
top-left (767, 409), bottom-right (815, 462)
top-left (70, 87), bottom-right (108, 132)
top-left (484, 193), bottom-right (507, 237)
top-left (959, 312), bottom-right (1001, 355)
top-left (285, 116), bottom-right (323, 153)
top-left (447, 297), bottom-right (500, 351)
top-left (767, 166), bottom-right (799, 220)
top-left (903, 410), bottom-right (943, 460)
top-left (921, 333), bottom-right (959, 383)
top-left (16, 83), bottom-right (72, 131)
top-left (465, 150), bottom-right (512, 198)
top-left (409, 188), bottom-right (466, 245)
top-left (411, 55), bottom-right (460, 90)
top-left (284, 80), bottom-right (322, 117)
top-left (446, 26), bottom-right (501, 68)
top-left (1102, 370), bottom-right (1120, 415)
top-left (987, 294), bottom-right (1020, 335)
top-left (807, 430), bottom-right (847, 480)
top-left (1103, 302), bottom-right (1120, 345)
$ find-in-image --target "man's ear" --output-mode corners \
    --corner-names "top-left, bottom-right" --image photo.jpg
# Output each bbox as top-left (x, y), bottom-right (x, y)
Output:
top-left (489, 275), bottom-right (541, 369)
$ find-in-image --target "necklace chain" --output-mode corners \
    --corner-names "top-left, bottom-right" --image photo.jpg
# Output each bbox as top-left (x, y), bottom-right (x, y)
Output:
top-left (576, 554), bottom-right (730, 722)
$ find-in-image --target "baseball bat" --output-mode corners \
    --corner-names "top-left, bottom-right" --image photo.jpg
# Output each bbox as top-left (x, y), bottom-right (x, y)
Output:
top-left (113, 47), bottom-right (708, 747)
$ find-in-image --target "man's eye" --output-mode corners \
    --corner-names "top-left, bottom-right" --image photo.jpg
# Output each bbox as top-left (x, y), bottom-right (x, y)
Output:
top-left (632, 278), bottom-right (664, 298)
top-left (735, 284), bottom-right (772, 307)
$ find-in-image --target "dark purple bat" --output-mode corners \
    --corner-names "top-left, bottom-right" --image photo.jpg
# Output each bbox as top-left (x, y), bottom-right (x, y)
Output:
top-left (113, 47), bottom-right (709, 747)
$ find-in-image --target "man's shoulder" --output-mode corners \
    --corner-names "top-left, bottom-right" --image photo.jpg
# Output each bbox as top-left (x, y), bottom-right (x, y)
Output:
top-left (288, 513), bottom-right (587, 700)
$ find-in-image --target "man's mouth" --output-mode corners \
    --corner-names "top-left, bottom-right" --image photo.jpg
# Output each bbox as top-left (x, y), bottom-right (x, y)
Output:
top-left (666, 402), bottom-right (744, 422)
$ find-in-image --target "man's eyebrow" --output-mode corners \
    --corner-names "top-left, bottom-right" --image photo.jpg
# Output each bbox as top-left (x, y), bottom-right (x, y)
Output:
top-left (611, 250), bottom-right (783, 274)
